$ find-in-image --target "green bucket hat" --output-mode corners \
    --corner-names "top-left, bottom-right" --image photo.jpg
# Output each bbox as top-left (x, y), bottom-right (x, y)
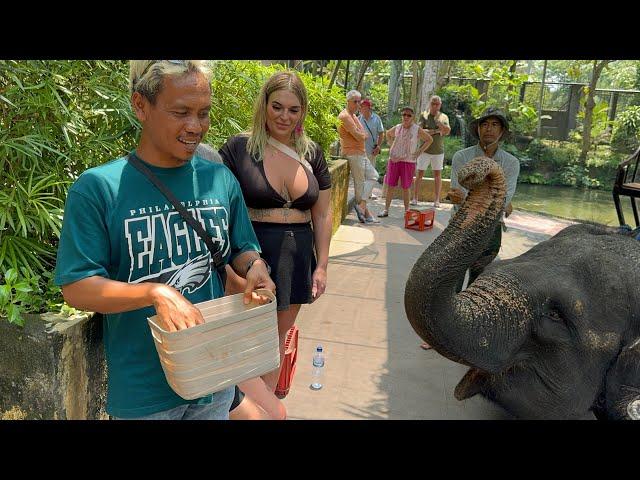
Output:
top-left (469, 107), bottom-right (510, 141)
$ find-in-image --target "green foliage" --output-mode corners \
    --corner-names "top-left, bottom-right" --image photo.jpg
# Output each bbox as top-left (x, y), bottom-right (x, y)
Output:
top-left (207, 61), bottom-right (342, 155)
top-left (611, 105), bottom-right (640, 153)
top-left (507, 103), bottom-right (538, 136)
top-left (0, 267), bottom-right (76, 326)
top-left (443, 136), bottom-right (464, 167)
top-left (0, 60), bottom-right (137, 286)
top-left (485, 64), bottom-right (529, 110)
top-left (436, 83), bottom-right (481, 117)
top-left (559, 164), bottom-right (602, 188)
top-left (577, 98), bottom-right (611, 144)
top-left (525, 139), bottom-right (579, 168)
top-left (519, 138), bottom-right (621, 189)
top-left (366, 82), bottom-right (388, 119)
top-left (519, 172), bottom-right (547, 184)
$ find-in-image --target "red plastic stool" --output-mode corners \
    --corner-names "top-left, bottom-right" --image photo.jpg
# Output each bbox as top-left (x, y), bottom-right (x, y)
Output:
top-left (275, 325), bottom-right (299, 399)
top-left (404, 208), bottom-right (435, 231)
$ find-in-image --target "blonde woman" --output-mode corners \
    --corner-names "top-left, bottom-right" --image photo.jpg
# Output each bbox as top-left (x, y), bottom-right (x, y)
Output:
top-left (219, 71), bottom-right (333, 393)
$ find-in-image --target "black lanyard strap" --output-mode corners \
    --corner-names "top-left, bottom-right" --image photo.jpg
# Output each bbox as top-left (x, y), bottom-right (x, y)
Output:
top-left (127, 153), bottom-right (227, 287)
top-left (361, 115), bottom-right (377, 143)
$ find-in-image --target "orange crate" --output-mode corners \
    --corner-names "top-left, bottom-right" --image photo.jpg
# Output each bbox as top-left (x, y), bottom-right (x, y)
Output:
top-left (405, 208), bottom-right (435, 231)
top-left (275, 325), bottom-right (299, 399)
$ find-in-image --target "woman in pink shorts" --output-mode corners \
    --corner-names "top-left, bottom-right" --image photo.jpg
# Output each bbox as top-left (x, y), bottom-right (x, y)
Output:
top-left (378, 106), bottom-right (432, 217)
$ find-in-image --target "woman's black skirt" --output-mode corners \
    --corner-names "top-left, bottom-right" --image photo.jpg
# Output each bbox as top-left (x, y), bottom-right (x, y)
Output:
top-left (252, 221), bottom-right (316, 311)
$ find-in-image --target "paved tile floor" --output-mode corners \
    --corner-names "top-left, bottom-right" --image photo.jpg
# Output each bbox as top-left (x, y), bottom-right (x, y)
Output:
top-left (281, 188), bottom-right (577, 420)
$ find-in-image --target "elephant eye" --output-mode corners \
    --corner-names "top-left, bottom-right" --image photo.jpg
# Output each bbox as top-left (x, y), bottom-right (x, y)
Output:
top-left (535, 305), bottom-right (573, 343)
top-left (547, 309), bottom-right (564, 323)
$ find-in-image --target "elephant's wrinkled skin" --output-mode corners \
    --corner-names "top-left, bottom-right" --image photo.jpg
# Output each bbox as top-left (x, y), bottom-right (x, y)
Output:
top-left (404, 156), bottom-right (640, 419)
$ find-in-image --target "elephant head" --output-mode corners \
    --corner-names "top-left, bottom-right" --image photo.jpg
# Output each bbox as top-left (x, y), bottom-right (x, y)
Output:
top-left (404, 156), bottom-right (640, 419)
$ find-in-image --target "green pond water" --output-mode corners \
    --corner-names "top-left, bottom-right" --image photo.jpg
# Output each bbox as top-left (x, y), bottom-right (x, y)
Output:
top-left (513, 183), bottom-right (637, 227)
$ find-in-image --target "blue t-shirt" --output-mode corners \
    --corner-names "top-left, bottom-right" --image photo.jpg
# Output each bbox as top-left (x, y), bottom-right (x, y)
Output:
top-left (54, 153), bottom-right (260, 418)
top-left (358, 112), bottom-right (385, 155)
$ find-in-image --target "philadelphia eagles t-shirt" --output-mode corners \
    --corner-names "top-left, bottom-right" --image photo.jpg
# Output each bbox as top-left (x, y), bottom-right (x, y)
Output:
top-left (54, 152), bottom-right (260, 418)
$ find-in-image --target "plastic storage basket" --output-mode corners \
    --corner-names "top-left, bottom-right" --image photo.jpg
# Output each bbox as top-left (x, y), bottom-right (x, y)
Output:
top-left (147, 289), bottom-right (280, 400)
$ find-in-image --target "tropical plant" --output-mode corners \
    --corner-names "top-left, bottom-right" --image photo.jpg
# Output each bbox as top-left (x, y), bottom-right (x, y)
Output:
top-left (611, 105), bottom-right (640, 153)
top-left (436, 83), bottom-right (481, 118)
top-left (366, 82), bottom-right (389, 119)
top-left (208, 60), bottom-right (343, 155)
top-left (577, 99), bottom-right (611, 146)
top-left (0, 267), bottom-right (77, 326)
top-left (1, 60), bottom-right (138, 322)
top-left (507, 103), bottom-right (538, 136)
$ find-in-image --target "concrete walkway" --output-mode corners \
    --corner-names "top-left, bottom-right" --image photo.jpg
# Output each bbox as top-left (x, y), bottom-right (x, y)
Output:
top-left (281, 186), bottom-right (576, 420)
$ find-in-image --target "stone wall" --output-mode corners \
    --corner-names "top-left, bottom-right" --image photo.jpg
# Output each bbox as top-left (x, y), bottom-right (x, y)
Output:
top-left (0, 313), bottom-right (107, 420)
top-left (384, 177), bottom-right (452, 202)
top-left (328, 159), bottom-right (350, 235)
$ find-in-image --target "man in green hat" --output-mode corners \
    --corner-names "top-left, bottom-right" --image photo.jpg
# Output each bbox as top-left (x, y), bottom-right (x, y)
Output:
top-left (419, 106), bottom-right (520, 350)
top-left (449, 107), bottom-right (519, 288)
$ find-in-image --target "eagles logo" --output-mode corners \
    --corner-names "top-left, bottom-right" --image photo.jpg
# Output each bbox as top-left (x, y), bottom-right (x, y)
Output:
top-left (151, 253), bottom-right (212, 294)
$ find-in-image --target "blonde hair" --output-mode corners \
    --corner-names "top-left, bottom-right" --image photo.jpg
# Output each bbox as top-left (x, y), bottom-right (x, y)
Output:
top-left (129, 60), bottom-right (213, 103)
top-left (246, 71), bottom-right (316, 161)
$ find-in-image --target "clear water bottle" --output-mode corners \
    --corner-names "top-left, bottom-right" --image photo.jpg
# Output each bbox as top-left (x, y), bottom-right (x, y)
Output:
top-left (310, 345), bottom-right (325, 390)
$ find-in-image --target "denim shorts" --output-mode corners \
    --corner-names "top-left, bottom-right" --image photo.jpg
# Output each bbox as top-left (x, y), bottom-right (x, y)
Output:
top-left (113, 385), bottom-right (235, 420)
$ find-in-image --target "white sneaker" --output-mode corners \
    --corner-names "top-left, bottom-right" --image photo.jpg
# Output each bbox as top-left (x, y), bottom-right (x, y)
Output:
top-left (370, 193), bottom-right (378, 200)
top-left (410, 199), bottom-right (418, 206)
top-left (433, 201), bottom-right (440, 209)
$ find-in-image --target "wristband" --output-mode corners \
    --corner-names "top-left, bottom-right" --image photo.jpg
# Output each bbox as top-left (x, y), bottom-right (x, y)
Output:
top-left (246, 257), bottom-right (271, 276)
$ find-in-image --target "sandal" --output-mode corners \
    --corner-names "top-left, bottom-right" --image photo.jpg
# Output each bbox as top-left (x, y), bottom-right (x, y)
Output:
top-left (377, 210), bottom-right (389, 218)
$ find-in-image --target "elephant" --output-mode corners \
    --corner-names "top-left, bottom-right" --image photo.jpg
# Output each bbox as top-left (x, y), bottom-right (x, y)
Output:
top-left (404, 156), bottom-right (640, 420)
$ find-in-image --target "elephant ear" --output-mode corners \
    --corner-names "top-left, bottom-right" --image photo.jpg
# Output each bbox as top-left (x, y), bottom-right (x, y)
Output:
top-left (454, 368), bottom-right (490, 400)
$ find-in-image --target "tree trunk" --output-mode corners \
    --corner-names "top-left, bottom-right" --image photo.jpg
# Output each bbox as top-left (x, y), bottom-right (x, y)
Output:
top-left (579, 60), bottom-right (610, 165)
top-left (344, 60), bottom-right (351, 92)
top-left (410, 60), bottom-right (419, 113)
top-left (355, 60), bottom-right (372, 91)
top-left (436, 60), bottom-right (449, 90)
top-left (387, 60), bottom-right (403, 123)
top-left (507, 60), bottom-right (518, 108)
top-left (526, 60), bottom-right (534, 77)
top-left (419, 60), bottom-right (441, 113)
top-left (445, 60), bottom-right (453, 83)
top-left (536, 60), bottom-right (548, 138)
top-left (328, 60), bottom-right (342, 89)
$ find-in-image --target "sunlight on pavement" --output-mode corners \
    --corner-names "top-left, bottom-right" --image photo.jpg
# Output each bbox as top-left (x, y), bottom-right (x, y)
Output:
top-left (329, 225), bottom-right (375, 257)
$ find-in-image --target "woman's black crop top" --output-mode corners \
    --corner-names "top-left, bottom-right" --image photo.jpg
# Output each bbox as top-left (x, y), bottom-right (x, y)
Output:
top-left (218, 135), bottom-right (331, 211)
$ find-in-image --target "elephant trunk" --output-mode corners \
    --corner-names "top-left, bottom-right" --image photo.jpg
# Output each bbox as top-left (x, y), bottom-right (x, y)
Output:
top-left (404, 157), bottom-right (532, 372)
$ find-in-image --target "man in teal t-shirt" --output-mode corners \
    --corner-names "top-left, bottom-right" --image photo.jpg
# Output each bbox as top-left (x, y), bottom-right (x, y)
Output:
top-left (55, 60), bottom-right (275, 420)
